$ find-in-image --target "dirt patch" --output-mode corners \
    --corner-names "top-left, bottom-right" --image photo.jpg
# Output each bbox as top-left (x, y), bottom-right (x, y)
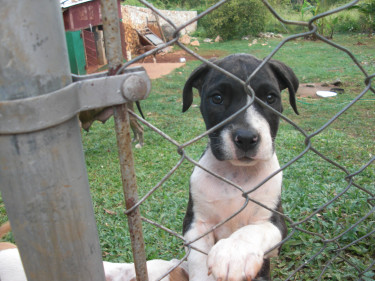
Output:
top-left (139, 49), bottom-right (229, 63)
top-left (130, 49), bottom-right (229, 79)
top-left (297, 83), bottom-right (344, 99)
top-left (132, 62), bottom-right (185, 79)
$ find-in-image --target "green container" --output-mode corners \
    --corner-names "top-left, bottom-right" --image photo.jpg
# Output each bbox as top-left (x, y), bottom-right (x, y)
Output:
top-left (65, 30), bottom-right (86, 75)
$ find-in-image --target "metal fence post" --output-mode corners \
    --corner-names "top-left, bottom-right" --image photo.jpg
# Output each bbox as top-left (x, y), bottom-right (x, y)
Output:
top-left (0, 1), bottom-right (105, 280)
top-left (100, 1), bottom-right (149, 281)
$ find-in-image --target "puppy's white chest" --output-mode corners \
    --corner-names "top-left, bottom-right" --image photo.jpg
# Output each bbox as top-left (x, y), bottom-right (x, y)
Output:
top-left (190, 149), bottom-right (282, 239)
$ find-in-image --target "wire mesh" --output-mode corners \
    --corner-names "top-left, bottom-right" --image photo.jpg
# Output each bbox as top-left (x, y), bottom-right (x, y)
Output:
top-left (114, 0), bottom-right (374, 280)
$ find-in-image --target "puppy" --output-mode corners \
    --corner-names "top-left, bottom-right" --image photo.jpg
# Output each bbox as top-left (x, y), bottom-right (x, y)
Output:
top-left (0, 246), bottom-right (188, 281)
top-left (0, 222), bottom-right (187, 281)
top-left (104, 259), bottom-right (188, 281)
top-left (182, 54), bottom-right (299, 280)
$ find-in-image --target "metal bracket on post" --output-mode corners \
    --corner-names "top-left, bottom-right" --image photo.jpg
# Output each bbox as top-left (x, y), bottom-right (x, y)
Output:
top-left (0, 66), bottom-right (151, 134)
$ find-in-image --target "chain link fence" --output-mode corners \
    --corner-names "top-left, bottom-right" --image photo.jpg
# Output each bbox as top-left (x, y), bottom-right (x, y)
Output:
top-left (110, 0), bottom-right (375, 280)
top-left (1, 0), bottom-right (373, 280)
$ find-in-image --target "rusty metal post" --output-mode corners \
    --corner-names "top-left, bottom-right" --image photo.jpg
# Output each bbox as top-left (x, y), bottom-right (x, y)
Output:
top-left (100, 1), bottom-right (149, 280)
top-left (0, 1), bottom-right (105, 280)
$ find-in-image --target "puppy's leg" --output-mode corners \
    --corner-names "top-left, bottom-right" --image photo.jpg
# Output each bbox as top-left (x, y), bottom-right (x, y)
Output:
top-left (184, 221), bottom-right (215, 281)
top-left (207, 222), bottom-right (282, 281)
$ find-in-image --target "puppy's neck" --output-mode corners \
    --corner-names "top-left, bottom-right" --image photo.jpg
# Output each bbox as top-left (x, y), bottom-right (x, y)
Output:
top-left (194, 146), bottom-right (282, 197)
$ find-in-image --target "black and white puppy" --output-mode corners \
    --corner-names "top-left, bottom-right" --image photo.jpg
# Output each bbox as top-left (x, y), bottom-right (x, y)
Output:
top-left (182, 54), bottom-right (299, 281)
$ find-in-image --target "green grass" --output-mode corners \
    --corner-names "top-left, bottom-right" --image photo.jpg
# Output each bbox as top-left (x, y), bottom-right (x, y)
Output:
top-left (1, 34), bottom-right (374, 279)
top-left (264, 1), bottom-right (364, 34)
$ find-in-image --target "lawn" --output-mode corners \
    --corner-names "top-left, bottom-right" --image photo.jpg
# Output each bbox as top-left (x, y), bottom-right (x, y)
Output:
top-left (1, 33), bottom-right (374, 280)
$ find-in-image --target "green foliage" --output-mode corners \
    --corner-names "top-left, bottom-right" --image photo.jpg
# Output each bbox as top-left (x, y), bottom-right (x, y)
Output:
top-left (122, 0), bottom-right (145, 7)
top-left (199, 0), bottom-right (267, 40)
top-left (300, 0), bottom-right (344, 38)
top-left (348, 0), bottom-right (375, 34)
top-left (334, 12), bottom-right (361, 33)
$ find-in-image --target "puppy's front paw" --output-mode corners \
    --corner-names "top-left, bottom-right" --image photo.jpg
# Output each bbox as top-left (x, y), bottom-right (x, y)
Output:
top-left (207, 237), bottom-right (264, 281)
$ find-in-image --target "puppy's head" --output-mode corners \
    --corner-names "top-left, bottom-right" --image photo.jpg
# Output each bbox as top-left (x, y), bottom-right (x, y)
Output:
top-left (183, 54), bottom-right (299, 166)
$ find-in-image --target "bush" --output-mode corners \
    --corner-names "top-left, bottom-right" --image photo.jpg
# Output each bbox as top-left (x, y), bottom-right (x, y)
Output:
top-left (349, 0), bottom-right (375, 34)
top-left (199, 0), bottom-right (267, 40)
top-left (334, 14), bottom-right (361, 33)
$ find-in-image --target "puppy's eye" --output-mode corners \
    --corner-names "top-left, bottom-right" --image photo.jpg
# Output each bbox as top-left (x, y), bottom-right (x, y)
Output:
top-left (211, 94), bottom-right (223, 104)
top-left (266, 94), bottom-right (276, 104)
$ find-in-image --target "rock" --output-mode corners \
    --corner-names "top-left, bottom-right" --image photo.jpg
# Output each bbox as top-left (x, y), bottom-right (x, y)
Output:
top-left (258, 32), bottom-right (283, 39)
top-left (214, 35), bottom-right (223, 42)
top-left (203, 38), bottom-right (212, 43)
top-left (259, 32), bottom-right (274, 38)
top-left (331, 79), bottom-right (343, 86)
top-left (161, 24), bottom-right (175, 41)
top-left (190, 40), bottom-right (200, 46)
top-left (160, 46), bottom-right (174, 54)
top-left (330, 87), bottom-right (344, 94)
top-left (242, 36), bottom-right (250, 40)
top-left (179, 34), bottom-right (191, 45)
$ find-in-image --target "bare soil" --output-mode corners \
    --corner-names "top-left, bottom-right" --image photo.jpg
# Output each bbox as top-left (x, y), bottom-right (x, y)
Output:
top-left (131, 62), bottom-right (186, 79)
top-left (297, 83), bottom-right (344, 99)
top-left (143, 49), bottom-right (228, 63)
top-left (131, 49), bottom-right (228, 79)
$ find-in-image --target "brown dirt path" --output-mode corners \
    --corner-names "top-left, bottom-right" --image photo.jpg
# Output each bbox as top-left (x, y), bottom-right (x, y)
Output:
top-left (131, 49), bottom-right (228, 79)
top-left (132, 62), bottom-right (185, 79)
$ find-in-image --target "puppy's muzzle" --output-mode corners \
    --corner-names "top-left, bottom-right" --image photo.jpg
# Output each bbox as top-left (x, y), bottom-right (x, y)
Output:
top-left (233, 129), bottom-right (260, 152)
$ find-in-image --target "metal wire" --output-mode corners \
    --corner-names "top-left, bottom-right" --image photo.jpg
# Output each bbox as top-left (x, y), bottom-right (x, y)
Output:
top-left (112, 0), bottom-right (374, 280)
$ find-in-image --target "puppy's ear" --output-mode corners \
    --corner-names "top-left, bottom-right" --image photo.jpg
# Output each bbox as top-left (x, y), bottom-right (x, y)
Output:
top-left (268, 60), bottom-right (299, 115)
top-left (182, 59), bottom-right (217, 112)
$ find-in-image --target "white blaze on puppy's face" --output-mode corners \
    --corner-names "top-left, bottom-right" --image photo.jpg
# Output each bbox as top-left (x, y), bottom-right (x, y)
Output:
top-left (244, 106), bottom-right (274, 160)
top-left (218, 105), bottom-right (274, 166)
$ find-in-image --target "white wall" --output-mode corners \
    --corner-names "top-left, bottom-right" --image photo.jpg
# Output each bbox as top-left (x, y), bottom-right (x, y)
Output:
top-left (121, 5), bottom-right (197, 35)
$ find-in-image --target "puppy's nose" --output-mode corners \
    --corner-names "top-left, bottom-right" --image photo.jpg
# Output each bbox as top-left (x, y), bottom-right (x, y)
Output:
top-left (233, 129), bottom-right (259, 152)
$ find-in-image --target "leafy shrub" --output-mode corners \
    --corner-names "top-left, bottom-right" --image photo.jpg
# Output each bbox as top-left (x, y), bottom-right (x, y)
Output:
top-left (199, 0), bottom-right (267, 40)
top-left (334, 14), bottom-right (361, 33)
top-left (190, 26), bottom-right (209, 38)
top-left (349, 0), bottom-right (375, 34)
